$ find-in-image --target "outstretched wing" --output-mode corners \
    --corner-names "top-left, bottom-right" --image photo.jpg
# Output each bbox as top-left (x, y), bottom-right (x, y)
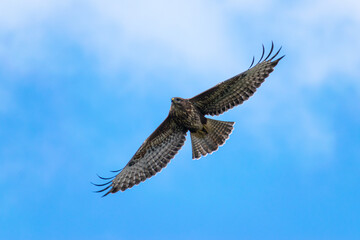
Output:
top-left (95, 116), bottom-right (187, 196)
top-left (190, 43), bottom-right (284, 116)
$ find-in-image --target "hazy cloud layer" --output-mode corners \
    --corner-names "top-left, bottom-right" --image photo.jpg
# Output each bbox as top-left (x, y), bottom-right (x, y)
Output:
top-left (0, 0), bottom-right (358, 170)
top-left (1, 0), bottom-right (359, 83)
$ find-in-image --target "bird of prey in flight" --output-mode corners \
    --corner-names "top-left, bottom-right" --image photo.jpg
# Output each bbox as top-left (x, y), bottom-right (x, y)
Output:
top-left (94, 43), bottom-right (284, 196)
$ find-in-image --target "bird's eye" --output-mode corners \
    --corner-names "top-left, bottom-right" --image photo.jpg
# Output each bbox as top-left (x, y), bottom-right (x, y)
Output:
top-left (172, 97), bottom-right (182, 103)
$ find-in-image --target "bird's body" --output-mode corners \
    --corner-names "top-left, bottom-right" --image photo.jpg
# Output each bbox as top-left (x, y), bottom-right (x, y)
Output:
top-left (169, 97), bottom-right (235, 159)
top-left (94, 43), bottom-right (284, 196)
top-left (170, 97), bottom-right (205, 132)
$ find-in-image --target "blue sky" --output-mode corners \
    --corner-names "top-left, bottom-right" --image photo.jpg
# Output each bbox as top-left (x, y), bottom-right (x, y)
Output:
top-left (1, 0), bottom-right (360, 239)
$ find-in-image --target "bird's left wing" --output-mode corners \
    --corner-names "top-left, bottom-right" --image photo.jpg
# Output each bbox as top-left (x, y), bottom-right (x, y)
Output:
top-left (95, 116), bottom-right (187, 196)
top-left (190, 44), bottom-right (284, 116)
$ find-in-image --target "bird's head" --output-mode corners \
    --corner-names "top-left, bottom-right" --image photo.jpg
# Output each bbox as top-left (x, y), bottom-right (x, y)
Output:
top-left (171, 97), bottom-right (183, 104)
top-left (171, 97), bottom-right (186, 110)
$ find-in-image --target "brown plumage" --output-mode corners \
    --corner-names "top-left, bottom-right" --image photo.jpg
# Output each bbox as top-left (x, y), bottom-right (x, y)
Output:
top-left (94, 43), bottom-right (284, 196)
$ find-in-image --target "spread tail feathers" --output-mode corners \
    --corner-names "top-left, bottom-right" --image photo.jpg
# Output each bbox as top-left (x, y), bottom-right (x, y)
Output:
top-left (190, 118), bottom-right (234, 159)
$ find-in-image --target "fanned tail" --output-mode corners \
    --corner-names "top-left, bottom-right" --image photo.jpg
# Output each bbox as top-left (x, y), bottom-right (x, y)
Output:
top-left (190, 118), bottom-right (234, 159)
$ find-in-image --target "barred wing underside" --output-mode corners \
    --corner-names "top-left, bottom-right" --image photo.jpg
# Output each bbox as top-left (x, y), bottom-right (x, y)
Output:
top-left (190, 44), bottom-right (284, 116)
top-left (95, 116), bottom-right (187, 196)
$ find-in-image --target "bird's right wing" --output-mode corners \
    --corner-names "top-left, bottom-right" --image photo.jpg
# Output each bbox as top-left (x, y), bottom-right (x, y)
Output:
top-left (190, 43), bottom-right (284, 116)
top-left (95, 116), bottom-right (187, 196)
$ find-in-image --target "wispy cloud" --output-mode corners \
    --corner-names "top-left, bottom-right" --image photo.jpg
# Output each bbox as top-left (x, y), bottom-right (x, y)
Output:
top-left (280, 0), bottom-right (360, 86)
top-left (68, 0), bottom-right (239, 75)
top-left (1, 0), bottom-right (359, 84)
top-left (0, 0), bottom-right (66, 30)
top-left (0, 0), bottom-right (71, 78)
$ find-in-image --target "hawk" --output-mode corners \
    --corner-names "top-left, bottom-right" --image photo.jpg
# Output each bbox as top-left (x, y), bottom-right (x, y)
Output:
top-left (94, 43), bottom-right (284, 196)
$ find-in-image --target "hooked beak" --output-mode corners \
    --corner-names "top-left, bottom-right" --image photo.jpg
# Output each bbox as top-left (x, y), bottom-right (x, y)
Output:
top-left (171, 98), bottom-right (174, 103)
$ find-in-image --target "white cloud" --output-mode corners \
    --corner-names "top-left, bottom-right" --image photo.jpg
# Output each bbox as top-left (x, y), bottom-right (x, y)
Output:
top-left (1, 0), bottom-right (359, 86)
top-left (221, 0), bottom-right (360, 87)
top-left (0, 0), bottom-right (73, 78)
top-left (279, 0), bottom-right (360, 86)
top-left (0, 0), bottom-right (65, 30)
top-left (0, 0), bottom-right (242, 86)
top-left (68, 0), bottom-right (239, 75)
top-left (224, 0), bottom-right (274, 14)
